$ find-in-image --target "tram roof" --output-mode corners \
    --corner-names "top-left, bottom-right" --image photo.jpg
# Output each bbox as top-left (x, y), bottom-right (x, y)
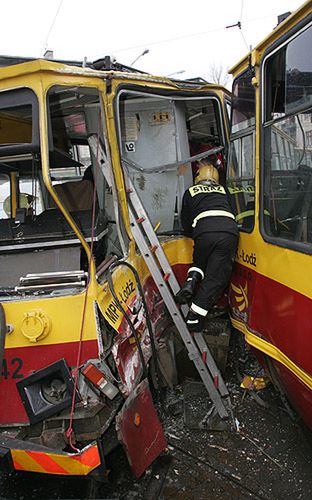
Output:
top-left (0, 54), bottom-right (230, 95)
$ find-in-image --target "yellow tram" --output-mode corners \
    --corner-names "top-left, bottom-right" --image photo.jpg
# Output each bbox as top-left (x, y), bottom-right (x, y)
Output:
top-left (227, 0), bottom-right (312, 429)
top-left (0, 55), bottom-right (230, 476)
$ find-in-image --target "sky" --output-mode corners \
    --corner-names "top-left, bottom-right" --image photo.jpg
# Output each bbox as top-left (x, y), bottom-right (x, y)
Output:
top-left (0, 0), bottom-right (306, 86)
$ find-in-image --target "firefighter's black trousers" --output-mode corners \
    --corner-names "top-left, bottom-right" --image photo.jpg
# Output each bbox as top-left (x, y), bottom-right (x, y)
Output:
top-left (191, 231), bottom-right (238, 315)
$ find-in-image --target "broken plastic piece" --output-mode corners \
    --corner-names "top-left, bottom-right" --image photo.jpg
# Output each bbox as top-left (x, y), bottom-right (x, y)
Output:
top-left (240, 375), bottom-right (269, 391)
top-left (82, 363), bottom-right (119, 400)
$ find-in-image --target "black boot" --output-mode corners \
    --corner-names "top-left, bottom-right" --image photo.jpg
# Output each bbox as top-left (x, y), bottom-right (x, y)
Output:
top-left (175, 269), bottom-right (203, 305)
top-left (186, 309), bottom-right (205, 332)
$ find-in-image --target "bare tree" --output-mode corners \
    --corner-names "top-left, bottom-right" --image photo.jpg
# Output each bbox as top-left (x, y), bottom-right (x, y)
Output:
top-left (206, 63), bottom-right (230, 87)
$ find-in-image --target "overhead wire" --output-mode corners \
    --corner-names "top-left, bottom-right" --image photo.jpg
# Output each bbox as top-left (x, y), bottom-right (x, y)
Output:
top-left (92, 11), bottom-right (282, 59)
top-left (238, 0), bottom-right (250, 52)
top-left (42, 0), bottom-right (64, 55)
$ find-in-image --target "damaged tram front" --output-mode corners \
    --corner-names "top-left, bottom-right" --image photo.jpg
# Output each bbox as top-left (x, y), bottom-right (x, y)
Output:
top-left (0, 57), bottom-right (229, 477)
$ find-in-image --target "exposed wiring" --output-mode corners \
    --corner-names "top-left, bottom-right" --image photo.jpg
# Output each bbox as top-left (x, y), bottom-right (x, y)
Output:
top-left (107, 259), bottom-right (166, 401)
top-left (240, 0), bottom-right (244, 21)
top-left (239, 27), bottom-right (250, 53)
top-left (66, 111), bottom-right (101, 452)
top-left (92, 13), bottom-right (278, 59)
top-left (226, 0), bottom-right (250, 52)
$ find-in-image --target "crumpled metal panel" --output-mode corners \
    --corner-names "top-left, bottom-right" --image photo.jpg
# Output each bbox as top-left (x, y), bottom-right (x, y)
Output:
top-left (116, 378), bottom-right (167, 478)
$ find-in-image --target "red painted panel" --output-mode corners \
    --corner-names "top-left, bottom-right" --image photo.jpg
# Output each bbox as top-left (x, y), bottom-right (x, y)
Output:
top-left (229, 262), bottom-right (312, 428)
top-left (229, 263), bottom-right (312, 372)
top-left (274, 361), bottom-right (312, 429)
top-left (112, 275), bottom-right (171, 396)
top-left (116, 378), bottom-right (167, 478)
top-left (250, 274), bottom-right (311, 371)
top-left (0, 340), bottom-right (98, 425)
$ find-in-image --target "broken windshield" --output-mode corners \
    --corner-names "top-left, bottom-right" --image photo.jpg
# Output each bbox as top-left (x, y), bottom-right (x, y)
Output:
top-left (117, 91), bottom-right (225, 233)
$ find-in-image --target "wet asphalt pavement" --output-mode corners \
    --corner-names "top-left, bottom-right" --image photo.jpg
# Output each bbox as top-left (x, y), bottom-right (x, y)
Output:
top-left (1, 329), bottom-right (312, 499)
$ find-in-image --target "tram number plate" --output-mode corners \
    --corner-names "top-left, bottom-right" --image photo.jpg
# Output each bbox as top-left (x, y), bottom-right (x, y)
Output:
top-left (1, 358), bottom-right (24, 380)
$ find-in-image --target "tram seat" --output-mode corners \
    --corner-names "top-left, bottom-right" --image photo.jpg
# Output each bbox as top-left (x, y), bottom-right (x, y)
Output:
top-left (54, 179), bottom-right (94, 212)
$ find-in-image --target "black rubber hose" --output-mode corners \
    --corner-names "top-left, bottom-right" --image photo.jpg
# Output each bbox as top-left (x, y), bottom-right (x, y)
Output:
top-left (107, 260), bottom-right (164, 395)
top-left (112, 261), bottom-right (157, 361)
top-left (0, 303), bottom-right (6, 383)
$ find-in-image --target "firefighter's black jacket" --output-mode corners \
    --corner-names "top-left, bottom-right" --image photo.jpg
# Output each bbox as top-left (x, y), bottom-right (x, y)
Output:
top-left (181, 181), bottom-right (238, 239)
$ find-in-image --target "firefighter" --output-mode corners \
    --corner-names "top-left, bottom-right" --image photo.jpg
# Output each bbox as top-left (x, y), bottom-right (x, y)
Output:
top-left (175, 160), bottom-right (238, 332)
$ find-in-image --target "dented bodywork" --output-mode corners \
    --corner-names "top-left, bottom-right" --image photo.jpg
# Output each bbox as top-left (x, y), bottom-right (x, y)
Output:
top-left (0, 56), bottom-right (230, 476)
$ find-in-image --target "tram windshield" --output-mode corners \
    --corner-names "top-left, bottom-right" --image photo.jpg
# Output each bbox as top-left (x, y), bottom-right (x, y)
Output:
top-left (117, 91), bottom-right (226, 233)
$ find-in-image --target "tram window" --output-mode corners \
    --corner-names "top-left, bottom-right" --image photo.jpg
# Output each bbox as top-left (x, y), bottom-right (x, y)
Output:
top-left (47, 85), bottom-right (127, 261)
top-left (0, 88), bottom-right (39, 155)
top-left (19, 176), bottom-right (44, 216)
top-left (286, 26), bottom-right (312, 114)
top-left (228, 70), bottom-right (255, 232)
top-left (227, 134), bottom-right (255, 232)
top-left (0, 173), bottom-right (44, 219)
top-left (0, 174), bottom-right (10, 219)
top-left (232, 71), bottom-right (255, 133)
top-left (263, 24), bottom-right (312, 248)
top-left (242, 135), bottom-right (253, 178)
top-left (266, 24), bottom-right (312, 120)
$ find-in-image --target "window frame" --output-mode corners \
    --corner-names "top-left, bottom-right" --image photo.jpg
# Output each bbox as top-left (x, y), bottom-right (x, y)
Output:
top-left (115, 86), bottom-right (228, 236)
top-left (115, 87), bottom-right (227, 164)
top-left (0, 88), bottom-right (39, 156)
top-left (0, 173), bottom-right (11, 219)
top-left (260, 15), bottom-right (312, 255)
top-left (228, 69), bottom-right (256, 233)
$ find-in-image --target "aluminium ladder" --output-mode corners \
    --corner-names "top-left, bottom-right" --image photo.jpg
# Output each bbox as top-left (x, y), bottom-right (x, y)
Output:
top-left (88, 134), bottom-right (230, 420)
top-left (125, 174), bottom-right (230, 420)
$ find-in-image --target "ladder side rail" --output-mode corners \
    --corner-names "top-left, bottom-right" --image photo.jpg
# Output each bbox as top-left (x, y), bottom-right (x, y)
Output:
top-left (126, 175), bottom-right (181, 295)
top-left (193, 332), bottom-right (229, 397)
top-left (129, 210), bottom-right (229, 419)
top-left (180, 306), bottom-right (229, 397)
top-left (89, 147), bottom-right (230, 419)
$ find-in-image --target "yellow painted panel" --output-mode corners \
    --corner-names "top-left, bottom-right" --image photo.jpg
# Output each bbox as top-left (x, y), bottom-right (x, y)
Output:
top-left (231, 316), bottom-right (312, 391)
top-left (236, 232), bottom-right (312, 300)
top-left (3, 289), bottom-right (98, 349)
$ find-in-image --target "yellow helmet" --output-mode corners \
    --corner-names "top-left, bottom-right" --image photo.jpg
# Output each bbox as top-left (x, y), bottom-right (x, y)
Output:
top-left (195, 161), bottom-right (219, 184)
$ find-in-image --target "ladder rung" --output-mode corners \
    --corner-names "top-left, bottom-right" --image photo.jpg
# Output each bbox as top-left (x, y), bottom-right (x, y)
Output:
top-left (150, 244), bottom-right (158, 253)
top-left (125, 173), bottom-right (230, 420)
top-left (136, 217), bottom-right (145, 224)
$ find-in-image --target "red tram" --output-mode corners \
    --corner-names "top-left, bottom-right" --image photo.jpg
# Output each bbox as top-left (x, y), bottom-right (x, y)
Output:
top-left (227, 0), bottom-right (312, 430)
